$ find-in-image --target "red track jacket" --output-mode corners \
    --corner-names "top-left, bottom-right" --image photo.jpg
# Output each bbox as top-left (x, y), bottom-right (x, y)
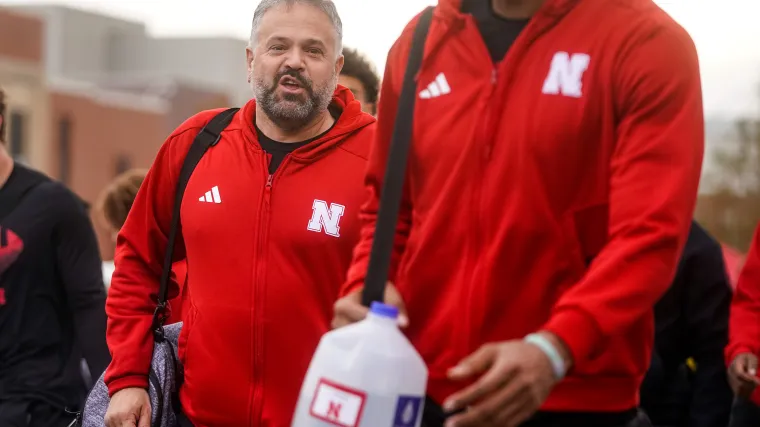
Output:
top-left (341, 0), bottom-right (703, 412)
top-left (727, 223), bottom-right (760, 405)
top-left (106, 87), bottom-right (375, 426)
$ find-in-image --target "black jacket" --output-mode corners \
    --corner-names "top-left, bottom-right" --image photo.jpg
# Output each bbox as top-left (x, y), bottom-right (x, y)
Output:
top-left (640, 221), bottom-right (733, 427)
top-left (0, 164), bottom-right (109, 412)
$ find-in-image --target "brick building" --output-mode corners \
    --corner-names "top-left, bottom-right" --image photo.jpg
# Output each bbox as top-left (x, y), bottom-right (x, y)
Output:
top-left (1, 6), bottom-right (235, 259)
top-left (50, 82), bottom-right (164, 199)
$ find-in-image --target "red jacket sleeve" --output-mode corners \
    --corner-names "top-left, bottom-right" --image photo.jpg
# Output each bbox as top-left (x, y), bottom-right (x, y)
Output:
top-left (543, 26), bottom-right (705, 363)
top-left (340, 37), bottom-right (414, 297)
top-left (726, 224), bottom-right (760, 364)
top-left (104, 127), bottom-right (196, 395)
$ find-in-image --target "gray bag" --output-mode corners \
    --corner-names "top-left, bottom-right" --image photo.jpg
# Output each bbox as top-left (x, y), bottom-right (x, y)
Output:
top-left (77, 323), bottom-right (183, 427)
top-left (74, 108), bottom-right (239, 427)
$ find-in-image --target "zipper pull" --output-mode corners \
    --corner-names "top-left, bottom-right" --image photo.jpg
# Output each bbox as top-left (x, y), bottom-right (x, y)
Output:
top-left (491, 68), bottom-right (497, 84)
top-left (266, 174), bottom-right (273, 187)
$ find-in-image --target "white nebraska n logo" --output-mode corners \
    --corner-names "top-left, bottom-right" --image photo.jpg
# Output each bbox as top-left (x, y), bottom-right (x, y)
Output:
top-left (307, 200), bottom-right (345, 237)
top-left (541, 52), bottom-right (591, 98)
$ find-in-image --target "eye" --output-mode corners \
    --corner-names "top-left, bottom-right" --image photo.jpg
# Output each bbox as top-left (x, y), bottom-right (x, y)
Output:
top-left (306, 48), bottom-right (323, 55)
top-left (269, 45), bottom-right (286, 52)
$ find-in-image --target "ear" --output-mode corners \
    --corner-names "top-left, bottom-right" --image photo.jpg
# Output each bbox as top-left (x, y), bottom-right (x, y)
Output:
top-left (335, 54), bottom-right (344, 76)
top-left (246, 47), bottom-right (255, 83)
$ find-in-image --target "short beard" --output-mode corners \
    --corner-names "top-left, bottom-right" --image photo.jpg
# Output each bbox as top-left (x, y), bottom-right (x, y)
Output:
top-left (253, 69), bottom-right (336, 132)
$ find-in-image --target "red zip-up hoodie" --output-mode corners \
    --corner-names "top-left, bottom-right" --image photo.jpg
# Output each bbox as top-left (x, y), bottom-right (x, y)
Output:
top-left (727, 223), bottom-right (760, 406)
top-left (341, 0), bottom-right (703, 412)
top-left (106, 87), bottom-right (375, 426)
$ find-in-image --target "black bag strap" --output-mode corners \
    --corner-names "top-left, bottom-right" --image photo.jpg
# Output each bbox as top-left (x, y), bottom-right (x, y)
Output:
top-left (151, 108), bottom-right (239, 341)
top-left (354, 8), bottom-right (452, 426)
top-left (362, 6), bottom-right (435, 306)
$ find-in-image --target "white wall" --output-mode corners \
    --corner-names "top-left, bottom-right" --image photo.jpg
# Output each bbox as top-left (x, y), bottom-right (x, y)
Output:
top-left (15, 5), bottom-right (146, 80)
top-left (11, 5), bottom-right (250, 107)
top-left (142, 38), bottom-right (250, 107)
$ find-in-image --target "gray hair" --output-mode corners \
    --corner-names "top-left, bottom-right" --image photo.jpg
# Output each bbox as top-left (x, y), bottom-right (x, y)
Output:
top-left (249, 0), bottom-right (343, 53)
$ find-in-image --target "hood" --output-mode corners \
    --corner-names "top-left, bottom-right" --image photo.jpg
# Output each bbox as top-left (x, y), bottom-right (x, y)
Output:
top-left (238, 84), bottom-right (375, 161)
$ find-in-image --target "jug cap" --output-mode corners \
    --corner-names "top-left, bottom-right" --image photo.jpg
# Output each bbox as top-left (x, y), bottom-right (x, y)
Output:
top-left (370, 302), bottom-right (399, 319)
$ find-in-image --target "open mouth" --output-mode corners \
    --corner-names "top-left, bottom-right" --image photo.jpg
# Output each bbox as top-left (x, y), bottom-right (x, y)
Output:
top-left (279, 76), bottom-right (303, 90)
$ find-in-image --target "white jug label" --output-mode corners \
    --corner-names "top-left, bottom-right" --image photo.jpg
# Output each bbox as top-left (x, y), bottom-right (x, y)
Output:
top-left (309, 378), bottom-right (367, 427)
top-left (392, 396), bottom-right (423, 427)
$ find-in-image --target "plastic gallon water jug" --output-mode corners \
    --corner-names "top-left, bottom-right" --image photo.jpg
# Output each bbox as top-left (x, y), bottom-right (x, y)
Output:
top-left (292, 302), bottom-right (428, 427)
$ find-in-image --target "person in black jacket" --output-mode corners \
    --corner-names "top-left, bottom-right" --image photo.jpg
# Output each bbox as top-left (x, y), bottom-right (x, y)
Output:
top-left (0, 88), bottom-right (110, 426)
top-left (640, 221), bottom-right (734, 427)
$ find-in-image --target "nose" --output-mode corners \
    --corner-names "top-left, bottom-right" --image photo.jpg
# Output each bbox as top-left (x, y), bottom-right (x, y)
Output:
top-left (282, 48), bottom-right (306, 72)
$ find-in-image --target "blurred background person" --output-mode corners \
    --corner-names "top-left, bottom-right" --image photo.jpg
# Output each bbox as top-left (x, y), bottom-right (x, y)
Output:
top-left (640, 221), bottom-right (734, 427)
top-left (726, 222), bottom-right (760, 427)
top-left (338, 47), bottom-right (380, 115)
top-left (95, 168), bottom-right (187, 324)
top-left (0, 87), bottom-right (110, 426)
top-left (96, 169), bottom-right (146, 289)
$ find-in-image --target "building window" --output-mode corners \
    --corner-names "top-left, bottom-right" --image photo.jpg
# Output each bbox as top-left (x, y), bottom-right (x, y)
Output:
top-left (59, 116), bottom-right (72, 185)
top-left (9, 111), bottom-right (26, 161)
top-left (115, 155), bottom-right (132, 176)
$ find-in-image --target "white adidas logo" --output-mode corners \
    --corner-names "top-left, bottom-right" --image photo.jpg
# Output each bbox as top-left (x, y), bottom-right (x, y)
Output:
top-left (419, 73), bottom-right (451, 99)
top-left (199, 186), bottom-right (222, 204)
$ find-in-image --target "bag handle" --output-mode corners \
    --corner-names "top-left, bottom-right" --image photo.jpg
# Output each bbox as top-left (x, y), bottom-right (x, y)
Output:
top-left (151, 108), bottom-right (239, 341)
top-left (362, 6), bottom-right (435, 306)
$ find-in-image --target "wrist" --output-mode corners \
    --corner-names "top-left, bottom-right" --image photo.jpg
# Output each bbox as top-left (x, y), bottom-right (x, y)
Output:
top-left (729, 345), bottom-right (758, 366)
top-left (539, 331), bottom-right (574, 369)
top-left (524, 331), bottom-right (574, 380)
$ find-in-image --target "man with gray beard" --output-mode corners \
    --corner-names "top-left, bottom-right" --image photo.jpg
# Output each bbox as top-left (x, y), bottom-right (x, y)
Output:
top-left (102, 1), bottom-right (376, 426)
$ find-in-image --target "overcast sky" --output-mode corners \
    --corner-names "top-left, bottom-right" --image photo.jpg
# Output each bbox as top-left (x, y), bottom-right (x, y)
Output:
top-left (4, 0), bottom-right (760, 118)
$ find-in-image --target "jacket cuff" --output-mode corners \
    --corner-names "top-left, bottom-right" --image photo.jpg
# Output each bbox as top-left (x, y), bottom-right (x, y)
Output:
top-left (726, 344), bottom-right (757, 368)
top-left (107, 375), bottom-right (149, 397)
top-left (339, 277), bottom-right (364, 298)
top-left (340, 261), bottom-right (368, 298)
top-left (542, 308), bottom-right (604, 366)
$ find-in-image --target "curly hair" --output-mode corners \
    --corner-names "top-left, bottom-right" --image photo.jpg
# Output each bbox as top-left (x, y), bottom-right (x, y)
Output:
top-left (341, 48), bottom-right (380, 106)
top-left (98, 169), bottom-right (147, 231)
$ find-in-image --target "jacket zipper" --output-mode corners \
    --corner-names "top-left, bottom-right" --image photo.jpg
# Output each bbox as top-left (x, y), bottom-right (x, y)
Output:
top-left (417, 7), bottom-right (562, 352)
top-left (251, 156), bottom-right (286, 425)
top-left (464, 67), bottom-right (499, 350)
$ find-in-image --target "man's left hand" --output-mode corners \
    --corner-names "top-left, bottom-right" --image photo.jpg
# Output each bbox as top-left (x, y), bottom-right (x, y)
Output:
top-left (442, 333), bottom-right (571, 427)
